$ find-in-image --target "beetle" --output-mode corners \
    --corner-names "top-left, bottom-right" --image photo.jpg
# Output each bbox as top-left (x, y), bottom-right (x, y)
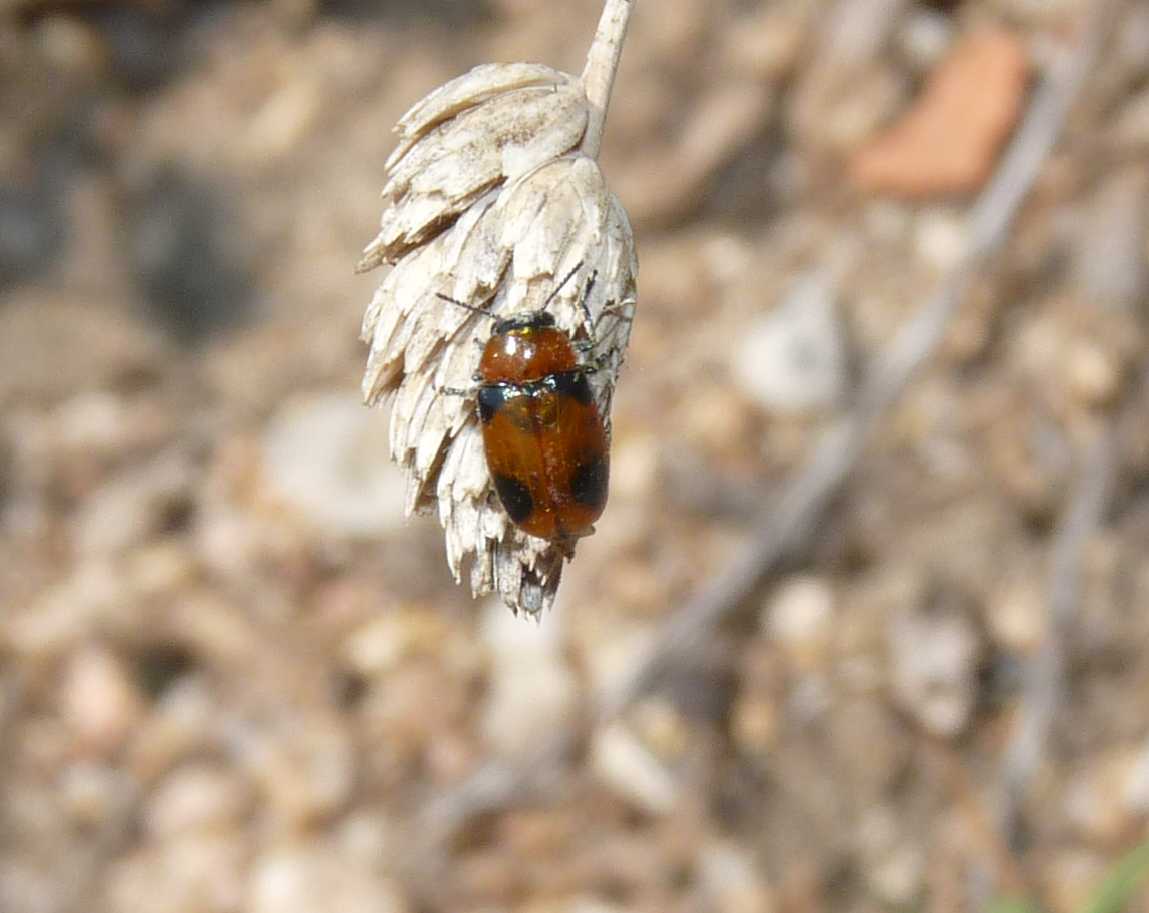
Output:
top-left (474, 309), bottom-right (609, 545)
top-left (437, 276), bottom-right (611, 549)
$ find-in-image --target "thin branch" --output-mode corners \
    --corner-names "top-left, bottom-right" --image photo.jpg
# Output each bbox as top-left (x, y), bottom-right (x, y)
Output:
top-left (416, 0), bottom-right (1111, 851)
top-left (581, 0), bottom-right (635, 159)
top-left (997, 424), bottom-right (1118, 850)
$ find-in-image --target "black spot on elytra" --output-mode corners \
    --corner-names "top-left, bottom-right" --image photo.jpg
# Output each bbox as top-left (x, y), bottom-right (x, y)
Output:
top-left (493, 473), bottom-right (534, 524)
top-left (477, 384), bottom-right (507, 425)
top-left (549, 370), bottom-right (594, 405)
top-left (570, 453), bottom-right (608, 510)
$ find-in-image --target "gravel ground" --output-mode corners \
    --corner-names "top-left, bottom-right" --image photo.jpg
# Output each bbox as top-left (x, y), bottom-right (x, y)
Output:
top-left (2, 1), bottom-right (1149, 912)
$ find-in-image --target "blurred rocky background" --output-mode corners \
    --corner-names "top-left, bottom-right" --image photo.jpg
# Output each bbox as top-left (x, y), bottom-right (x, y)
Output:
top-left (2, 1), bottom-right (1149, 912)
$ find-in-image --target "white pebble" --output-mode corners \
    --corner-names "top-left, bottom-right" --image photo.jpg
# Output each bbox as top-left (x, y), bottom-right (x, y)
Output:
top-left (262, 392), bottom-right (407, 537)
top-left (889, 605), bottom-right (980, 738)
top-left (146, 764), bottom-right (250, 838)
top-left (914, 208), bottom-right (967, 272)
top-left (591, 722), bottom-right (678, 816)
top-left (61, 645), bottom-right (143, 756)
top-left (479, 599), bottom-right (577, 757)
top-left (249, 845), bottom-right (408, 913)
top-left (733, 272), bottom-right (847, 415)
top-left (765, 575), bottom-right (835, 669)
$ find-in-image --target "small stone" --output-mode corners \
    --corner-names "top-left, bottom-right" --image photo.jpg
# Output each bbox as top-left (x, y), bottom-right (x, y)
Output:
top-left (335, 813), bottom-right (399, 865)
top-left (733, 272), bottom-right (847, 415)
top-left (248, 844), bottom-right (409, 913)
top-left (480, 655), bottom-right (578, 758)
top-left (897, 9), bottom-right (953, 71)
top-left (591, 722), bottom-right (678, 816)
top-left (986, 577), bottom-right (1045, 653)
top-left (343, 609), bottom-right (451, 676)
top-left (479, 599), bottom-right (577, 758)
top-left (53, 391), bottom-right (134, 457)
top-left (60, 645), bottom-right (145, 756)
top-left (695, 840), bottom-right (776, 913)
top-left (261, 393), bottom-right (408, 538)
top-left (34, 15), bottom-right (107, 77)
top-left (10, 560), bottom-right (128, 657)
top-left (125, 541), bottom-right (197, 599)
top-left (146, 764), bottom-right (251, 838)
top-left (479, 595), bottom-right (565, 657)
top-left (59, 762), bottom-right (132, 827)
top-left (764, 575), bottom-right (836, 671)
top-left (678, 383), bottom-right (756, 454)
top-left (1124, 742), bottom-right (1149, 816)
top-left (855, 807), bottom-right (925, 906)
top-left (632, 698), bottom-right (692, 760)
top-left (73, 454), bottom-right (192, 557)
top-left (581, 622), bottom-right (657, 698)
top-left (609, 433), bottom-right (660, 501)
top-left (731, 695), bottom-right (780, 756)
top-left (868, 843), bottom-right (924, 906)
top-left (238, 76), bottom-right (323, 165)
top-left (852, 29), bottom-right (1029, 197)
top-left (888, 598), bottom-right (981, 738)
top-left (1042, 850), bottom-right (1107, 913)
top-left (1063, 752), bottom-right (1139, 844)
top-left (246, 723), bottom-right (354, 829)
top-left (106, 836), bottom-right (248, 913)
top-left (1065, 340), bottom-right (1123, 408)
top-left (914, 208), bottom-right (967, 271)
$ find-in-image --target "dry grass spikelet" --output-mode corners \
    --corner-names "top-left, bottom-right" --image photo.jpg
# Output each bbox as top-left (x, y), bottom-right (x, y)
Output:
top-left (358, 5), bottom-right (638, 615)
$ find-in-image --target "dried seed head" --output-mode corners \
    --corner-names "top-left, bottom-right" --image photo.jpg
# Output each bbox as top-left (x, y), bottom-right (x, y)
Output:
top-left (359, 62), bottom-right (638, 615)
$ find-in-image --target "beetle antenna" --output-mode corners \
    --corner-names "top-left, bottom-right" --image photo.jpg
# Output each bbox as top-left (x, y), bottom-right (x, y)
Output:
top-left (544, 261), bottom-right (585, 307)
top-left (436, 291), bottom-right (498, 319)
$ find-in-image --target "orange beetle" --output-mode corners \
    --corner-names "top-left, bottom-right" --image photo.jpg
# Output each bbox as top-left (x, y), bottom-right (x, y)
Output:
top-left (473, 310), bottom-right (609, 547)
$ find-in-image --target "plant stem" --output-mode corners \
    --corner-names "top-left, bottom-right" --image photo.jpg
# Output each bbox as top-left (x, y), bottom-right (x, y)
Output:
top-left (580, 0), bottom-right (634, 159)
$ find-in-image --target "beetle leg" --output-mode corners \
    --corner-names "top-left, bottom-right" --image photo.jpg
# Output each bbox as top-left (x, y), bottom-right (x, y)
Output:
top-left (582, 351), bottom-right (615, 375)
top-left (600, 297), bottom-right (636, 323)
top-left (435, 382), bottom-right (473, 398)
top-left (578, 270), bottom-right (599, 343)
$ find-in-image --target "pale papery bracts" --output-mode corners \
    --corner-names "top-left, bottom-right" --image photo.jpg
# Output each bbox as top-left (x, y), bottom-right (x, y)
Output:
top-left (358, 58), bottom-right (638, 615)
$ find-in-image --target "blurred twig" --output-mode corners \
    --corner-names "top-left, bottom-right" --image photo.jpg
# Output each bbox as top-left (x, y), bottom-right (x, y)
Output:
top-left (416, 0), bottom-right (1114, 856)
top-left (998, 425), bottom-right (1118, 847)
